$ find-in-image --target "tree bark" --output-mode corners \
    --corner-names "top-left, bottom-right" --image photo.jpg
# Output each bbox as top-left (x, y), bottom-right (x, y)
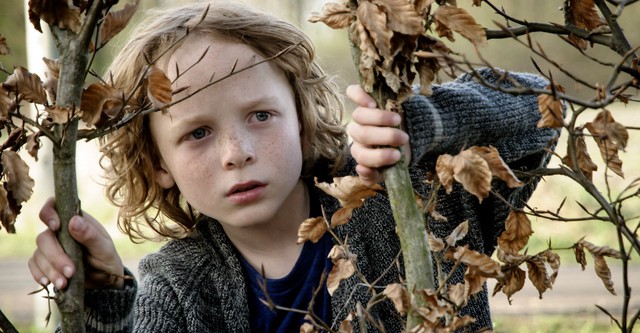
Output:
top-left (48, 1), bottom-right (105, 332)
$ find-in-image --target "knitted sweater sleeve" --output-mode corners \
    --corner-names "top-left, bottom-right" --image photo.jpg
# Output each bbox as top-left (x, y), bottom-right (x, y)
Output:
top-left (402, 67), bottom-right (560, 165)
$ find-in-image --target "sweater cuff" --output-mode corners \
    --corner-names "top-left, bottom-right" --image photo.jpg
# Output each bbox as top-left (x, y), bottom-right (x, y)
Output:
top-left (402, 95), bottom-right (442, 166)
top-left (84, 268), bottom-right (137, 333)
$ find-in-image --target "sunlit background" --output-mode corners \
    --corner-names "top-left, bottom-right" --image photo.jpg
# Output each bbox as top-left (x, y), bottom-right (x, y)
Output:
top-left (1, 0), bottom-right (639, 332)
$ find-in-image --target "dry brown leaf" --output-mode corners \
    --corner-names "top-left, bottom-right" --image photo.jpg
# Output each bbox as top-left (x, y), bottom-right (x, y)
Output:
top-left (415, 289), bottom-right (450, 324)
top-left (383, 283), bottom-right (410, 315)
top-left (327, 245), bottom-right (357, 296)
top-left (433, 6), bottom-right (487, 46)
top-left (80, 82), bottom-right (125, 127)
top-left (565, 0), bottom-right (604, 50)
top-left (537, 85), bottom-right (565, 128)
top-left (416, 58), bottom-right (436, 96)
top-left (446, 246), bottom-right (502, 278)
top-left (497, 210), bottom-right (533, 255)
top-left (470, 146), bottom-right (523, 188)
top-left (357, 0), bottom-right (393, 59)
top-left (338, 313), bottom-right (354, 333)
top-left (379, 0), bottom-right (424, 35)
top-left (451, 149), bottom-right (492, 202)
top-left (562, 130), bottom-right (598, 181)
top-left (26, 133), bottom-right (41, 161)
top-left (585, 109), bottom-right (626, 178)
top-left (0, 34), bottom-right (11, 55)
top-left (45, 105), bottom-right (74, 124)
top-left (493, 265), bottom-right (526, 303)
top-left (526, 256), bottom-right (552, 298)
top-left (579, 239), bottom-right (623, 259)
top-left (0, 186), bottom-right (17, 233)
top-left (3, 66), bottom-right (48, 105)
top-left (436, 154), bottom-right (454, 193)
top-left (446, 315), bottom-right (476, 332)
top-left (414, 0), bottom-right (435, 14)
top-left (429, 232), bottom-right (446, 252)
top-left (574, 242), bottom-right (587, 270)
top-left (352, 21), bottom-right (378, 92)
top-left (464, 266), bottom-right (487, 296)
top-left (315, 176), bottom-right (382, 227)
top-left (445, 220), bottom-right (469, 247)
top-left (308, 2), bottom-right (353, 29)
top-left (542, 249), bottom-right (561, 285)
top-left (0, 86), bottom-right (11, 121)
top-left (448, 283), bottom-right (467, 307)
top-left (146, 66), bottom-right (172, 111)
top-left (42, 57), bottom-right (60, 80)
top-left (2, 151), bottom-right (34, 205)
top-left (297, 216), bottom-right (328, 244)
top-left (100, 0), bottom-right (139, 47)
top-left (28, 0), bottom-right (81, 33)
top-left (592, 254), bottom-right (616, 295)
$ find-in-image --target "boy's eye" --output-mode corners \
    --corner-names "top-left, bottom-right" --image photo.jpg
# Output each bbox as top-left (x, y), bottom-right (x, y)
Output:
top-left (254, 112), bottom-right (270, 122)
top-left (190, 128), bottom-right (208, 140)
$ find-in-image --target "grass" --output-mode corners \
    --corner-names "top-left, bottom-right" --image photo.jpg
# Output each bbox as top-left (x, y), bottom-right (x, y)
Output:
top-left (493, 313), bottom-right (624, 333)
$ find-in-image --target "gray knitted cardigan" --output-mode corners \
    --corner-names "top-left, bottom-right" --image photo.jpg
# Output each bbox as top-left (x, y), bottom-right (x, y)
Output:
top-left (80, 69), bottom-right (560, 333)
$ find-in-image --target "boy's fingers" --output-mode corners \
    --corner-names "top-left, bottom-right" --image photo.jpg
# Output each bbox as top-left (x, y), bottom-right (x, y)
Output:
top-left (355, 164), bottom-right (383, 186)
top-left (351, 107), bottom-right (401, 127)
top-left (350, 141), bottom-right (402, 169)
top-left (38, 197), bottom-right (60, 231)
top-left (346, 85), bottom-right (376, 108)
top-left (348, 122), bottom-right (408, 148)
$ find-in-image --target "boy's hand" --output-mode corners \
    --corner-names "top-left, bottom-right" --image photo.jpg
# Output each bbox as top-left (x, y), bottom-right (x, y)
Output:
top-left (28, 197), bottom-right (125, 290)
top-left (347, 85), bottom-right (410, 186)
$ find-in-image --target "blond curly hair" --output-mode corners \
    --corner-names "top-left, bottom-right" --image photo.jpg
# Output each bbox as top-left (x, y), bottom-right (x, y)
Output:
top-left (100, 1), bottom-right (347, 241)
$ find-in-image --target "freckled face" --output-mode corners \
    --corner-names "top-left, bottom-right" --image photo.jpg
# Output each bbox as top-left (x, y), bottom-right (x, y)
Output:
top-left (150, 35), bottom-right (305, 230)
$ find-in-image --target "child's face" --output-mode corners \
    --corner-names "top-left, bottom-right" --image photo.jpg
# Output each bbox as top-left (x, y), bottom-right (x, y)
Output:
top-left (149, 35), bottom-right (306, 229)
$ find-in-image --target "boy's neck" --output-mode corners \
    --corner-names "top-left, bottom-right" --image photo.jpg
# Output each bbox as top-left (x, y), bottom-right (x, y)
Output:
top-left (222, 179), bottom-right (310, 279)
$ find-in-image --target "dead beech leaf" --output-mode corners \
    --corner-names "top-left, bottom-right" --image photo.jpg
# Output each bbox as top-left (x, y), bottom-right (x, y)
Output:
top-left (433, 6), bottom-right (487, 46)
top-left (542, 249), bottom-right (561, 285)
top-left (574, 242), bottom-right (587, 270)
top-left (327, 245), bottom-right (356, 296)
top-left (415, 0), bottom-right (435, 14)
top-left (300, 322), bottom-right (316, 333)
top-left (42, 57), bottom-right (60, 80)
top-left (537, 85), bottom-right (565, 128)
top-left (357, 0), bottom-right (393, 59)
top-left (445, 220), bottom-right (469, 247)
top-left (585, 110), bottom-right (626, 178)
top-left (0, 86), bottom-right (11, 121)
top-left (308, 2), bottom-right (353, 29)
top-left (100, 0), bottom-right (139, 47)
top-left (26, 133), bottom-right (41, 161)
top-left (45, 105), bottom-right (74, 124)
top-left (314, 176), bottom-right (382, 227)
top-left (428, 232), bottom-right (445, 252)
top-left (383, 283), bottom-right (410, 315)
top-left (592, 254), bottom-right (616, 295)
top-left (526, 256), bottom-right (552, 298)
top-left (2, 151), bottom-right (34, 205)
top-left (494, 265), bottom-right (526, 303)
top-left (437, 154), bottom-right (456, 193)
top-left (338, 313), bottom-right (354, 333)
top-left (28, 0), bottom-right (81, 33)
top-left (470, 146), bottom-right (523, 188)
top-left (0, 34), bottom-right (11, 55)
top-left (451, 149), bottom-right (492, 202)
top-left (562, 131), bottom-right (598, 181)
top-left (146, 66), bottom-right (172, 111)
top-left (80, 82), bottom-right (125, 127)
top-left (497, 210), bottom-right (533, 255)
top-left (565, 0), bottom-right (604, 50)
top-left (579, 239), bottom-right (623, 259)
top-left (297, 216), bottom-right (328, 244)
top-left (448, 283), bottom-right (467, 307)
top-left (379, 0), bottom-right (424, 35)
top-left (446, 246), bottom-right (502, 278)
top-left (0, 186), bottom-right (17, 233)
top-left (3, 66), bottom-right (48, 105)
top-left (352, 21), bottom-right (378, 92)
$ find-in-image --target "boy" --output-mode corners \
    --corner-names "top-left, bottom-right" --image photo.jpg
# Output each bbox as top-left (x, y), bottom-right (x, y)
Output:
top-left (29, 1), bottom-right (560, 332)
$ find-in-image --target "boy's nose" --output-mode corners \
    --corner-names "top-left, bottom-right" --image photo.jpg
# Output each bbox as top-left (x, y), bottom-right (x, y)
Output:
top-left (221, 131), bottom-right (255, 169)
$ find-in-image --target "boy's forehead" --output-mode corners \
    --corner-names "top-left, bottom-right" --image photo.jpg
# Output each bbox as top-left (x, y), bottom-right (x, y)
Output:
top-left (166, 34), bottom-right (264, 82)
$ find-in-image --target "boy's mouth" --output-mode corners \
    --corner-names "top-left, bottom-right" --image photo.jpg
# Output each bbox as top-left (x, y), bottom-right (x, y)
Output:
top-left (226, 181), bottom-right (264, 196)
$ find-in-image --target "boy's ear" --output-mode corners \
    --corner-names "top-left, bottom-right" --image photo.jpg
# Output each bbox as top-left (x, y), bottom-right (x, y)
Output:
top-left (155, 159), bottom-right (176, 189)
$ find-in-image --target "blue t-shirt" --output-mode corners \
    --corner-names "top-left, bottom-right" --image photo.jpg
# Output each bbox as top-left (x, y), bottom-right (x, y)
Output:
top-left (240, 232), bottom-right (333, 332)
